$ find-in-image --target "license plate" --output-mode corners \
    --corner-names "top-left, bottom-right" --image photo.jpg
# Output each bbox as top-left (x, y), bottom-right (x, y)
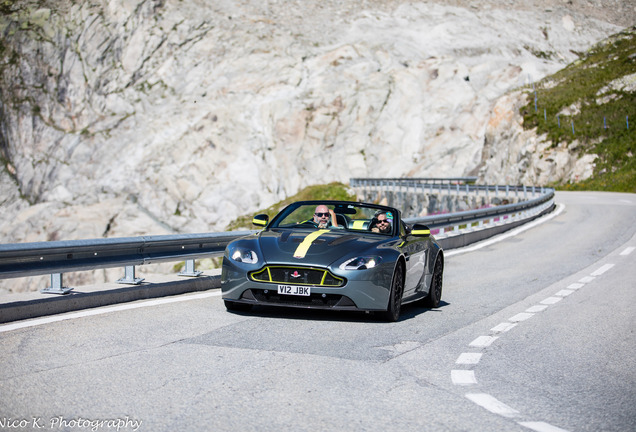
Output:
top-left (277, 285), bottom-right (311, 296)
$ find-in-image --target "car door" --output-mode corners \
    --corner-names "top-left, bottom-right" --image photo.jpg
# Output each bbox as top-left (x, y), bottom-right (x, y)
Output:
top-left (400, 221), bottom-right (429, 300)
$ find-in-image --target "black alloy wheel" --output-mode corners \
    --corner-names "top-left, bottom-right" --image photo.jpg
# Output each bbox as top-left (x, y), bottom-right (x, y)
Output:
top-left (426, 255), bottom-right (443, 308)
top-left (381, 261), bottom-right (405, 322)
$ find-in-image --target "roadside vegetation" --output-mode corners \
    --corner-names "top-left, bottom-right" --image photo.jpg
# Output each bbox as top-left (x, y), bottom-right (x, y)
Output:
top-left (521, 26), bottom-right (635, 193)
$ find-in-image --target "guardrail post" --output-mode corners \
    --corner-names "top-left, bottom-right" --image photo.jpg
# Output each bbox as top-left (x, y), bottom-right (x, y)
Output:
top-left (41, 273), bottom-right (73, 295)
top-left (178, 259), bottom-right (203, 277)
top-left (117, 265), bottom-right (144, 285)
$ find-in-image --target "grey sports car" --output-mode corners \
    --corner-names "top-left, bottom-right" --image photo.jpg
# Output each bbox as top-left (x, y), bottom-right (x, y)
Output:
top-left (221, 200), bottom-right (444, 321)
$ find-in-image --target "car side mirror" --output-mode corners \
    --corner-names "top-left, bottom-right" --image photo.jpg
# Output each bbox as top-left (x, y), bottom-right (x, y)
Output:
top-left (411, 223), bottom-right (431, 237)
top-left (252, 214), bottom-right (269, 227)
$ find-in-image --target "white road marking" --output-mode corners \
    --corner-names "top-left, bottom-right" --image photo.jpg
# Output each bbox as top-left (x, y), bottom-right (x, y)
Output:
top-left (518, 421), bottom-right (571, 432)
top-left (469, 335), bottom-right (498, 347)
top-left (0, 291), bottom-right (223, 333)
top-left (591, 264), bottom-right (614, 276)
top-left (526, 305), bottom-right (548, 313)
top-left (453, 210), bottom-right (626, 430)
top-left (540, 297), bottom-right (562, 305)
top-left (446, 203), bottom-right (565, 257)
top-left (465, 393), bottom-right (519, 417)
top-left (509, 312), bottom-right (534, 322)
top-left (491, 322), bottom-right (517, 333)
top-left (456, 352), bottom-right (483, 365)
top-left (452, 370), bottom-right (477, 385)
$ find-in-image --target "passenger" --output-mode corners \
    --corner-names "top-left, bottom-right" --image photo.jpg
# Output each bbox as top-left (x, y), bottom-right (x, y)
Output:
top-left (371, 212), bottom-right (392, 234)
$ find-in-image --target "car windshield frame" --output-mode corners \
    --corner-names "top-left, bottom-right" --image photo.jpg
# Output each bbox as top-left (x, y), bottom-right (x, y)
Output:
top-left (268, 201), bottom-right (400, 236)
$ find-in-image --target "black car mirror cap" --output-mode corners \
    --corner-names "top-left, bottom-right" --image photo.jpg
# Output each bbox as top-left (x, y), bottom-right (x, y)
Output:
top-left (252, 214), bottom-right (269, 227)
top-left (411, 224), bottom-right (431, 237)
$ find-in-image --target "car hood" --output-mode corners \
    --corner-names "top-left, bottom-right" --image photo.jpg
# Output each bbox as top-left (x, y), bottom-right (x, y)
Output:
top-left (257, 228), bottom-right (381, 266)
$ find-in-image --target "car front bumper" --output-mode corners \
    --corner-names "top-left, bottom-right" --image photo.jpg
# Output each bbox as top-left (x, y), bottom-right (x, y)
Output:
top-left (221, 257), bottom-right (393, 311)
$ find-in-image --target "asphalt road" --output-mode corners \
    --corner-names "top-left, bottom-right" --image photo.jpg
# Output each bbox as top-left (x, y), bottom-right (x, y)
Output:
top-left (0, 191), bottom-right (634, 432)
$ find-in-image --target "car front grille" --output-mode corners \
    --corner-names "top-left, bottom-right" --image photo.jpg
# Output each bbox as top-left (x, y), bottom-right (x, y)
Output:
top-left (249, 266), bottom-right (345, 287)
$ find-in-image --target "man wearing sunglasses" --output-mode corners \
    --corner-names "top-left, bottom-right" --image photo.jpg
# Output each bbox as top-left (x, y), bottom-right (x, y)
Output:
top-left (311, 204), bottom-right (340, 229)
top-left (371, 212), bottom-right (392, 234)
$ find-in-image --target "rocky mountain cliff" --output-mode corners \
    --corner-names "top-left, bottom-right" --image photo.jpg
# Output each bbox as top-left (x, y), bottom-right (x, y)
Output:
top-left (0, 0), bottom-right (633, 251)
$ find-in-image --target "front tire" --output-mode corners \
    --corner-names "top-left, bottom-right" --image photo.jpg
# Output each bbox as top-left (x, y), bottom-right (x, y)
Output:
top-left (425, 254), bottom-right (443, 308)
top-left (380, 261), bottom-right (405, 322)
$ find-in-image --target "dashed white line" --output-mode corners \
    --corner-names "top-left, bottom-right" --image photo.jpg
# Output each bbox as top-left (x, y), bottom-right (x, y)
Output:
top-left (620, 247), bottom-right (635, 256)
top-left (509, 312), bottom-right (534, 322)
top-left (452, 370), bottom-right (477, 385)
top-left (469, 335), bottom-right (499, 348)
top-left (540, 296), bottom-right (562, 305)
top-left (491, 322), bottom-right (517, 333)
top-left (465, 393), bottom-right (519, 418)
top-left (456, 352), bottom-right (483, 365)
top-left (451, 207), bottom-right (627, 432)
top-left (591, 263), bottom-right (615, 276)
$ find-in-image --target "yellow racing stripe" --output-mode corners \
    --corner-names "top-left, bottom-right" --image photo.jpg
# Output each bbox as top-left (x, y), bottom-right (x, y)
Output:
top-left (293, 229), bottom-right (330, 259)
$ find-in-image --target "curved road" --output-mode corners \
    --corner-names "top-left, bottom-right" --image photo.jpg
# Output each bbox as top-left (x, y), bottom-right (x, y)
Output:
top-left (1, 191), bottom-right (634, 432)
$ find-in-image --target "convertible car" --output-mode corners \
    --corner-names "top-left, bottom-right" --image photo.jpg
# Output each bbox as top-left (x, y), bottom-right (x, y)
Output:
top-left (221, 200), bottom-right (443, 321)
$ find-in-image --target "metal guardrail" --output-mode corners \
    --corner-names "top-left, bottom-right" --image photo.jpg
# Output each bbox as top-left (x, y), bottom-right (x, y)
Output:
top-left (404, 187), bottom-right (555, 248)
top-left (0, 231), bottom-right (253, 294)
top-left (351, 179), bottom-right (555, 249)
top-left (350, 177), bottom-right (477, 185)
top-left (0, 180), bottom-right (555, 294)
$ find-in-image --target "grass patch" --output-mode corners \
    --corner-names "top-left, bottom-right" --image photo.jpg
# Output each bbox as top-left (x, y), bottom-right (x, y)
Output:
top-left (520, 26), bottom-right (635, 193)
top-left (224, 182), bottom-right (357, 231)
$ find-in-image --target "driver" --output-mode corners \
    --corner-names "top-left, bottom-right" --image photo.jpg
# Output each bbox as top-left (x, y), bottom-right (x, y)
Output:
top-left (311, 205), bottom-right (340, 229)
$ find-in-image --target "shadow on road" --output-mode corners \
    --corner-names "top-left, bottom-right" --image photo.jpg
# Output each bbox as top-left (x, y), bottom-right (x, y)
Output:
top-left (225, 300), bottom-right (450, 323)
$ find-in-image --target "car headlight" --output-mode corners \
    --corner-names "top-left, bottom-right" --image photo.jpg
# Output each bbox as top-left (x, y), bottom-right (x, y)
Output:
top-left (229, 246), bottom-right (259, 264)
top-left (339, 256), bottom-right (382, 270)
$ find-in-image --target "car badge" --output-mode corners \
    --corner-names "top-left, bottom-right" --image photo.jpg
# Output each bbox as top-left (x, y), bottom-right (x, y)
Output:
top-left (291, 270), bottom-right (301, 278)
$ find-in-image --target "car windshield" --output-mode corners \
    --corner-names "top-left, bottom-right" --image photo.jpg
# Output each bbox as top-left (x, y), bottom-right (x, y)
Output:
top-left (271, 202), bottom-right (396, 236)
